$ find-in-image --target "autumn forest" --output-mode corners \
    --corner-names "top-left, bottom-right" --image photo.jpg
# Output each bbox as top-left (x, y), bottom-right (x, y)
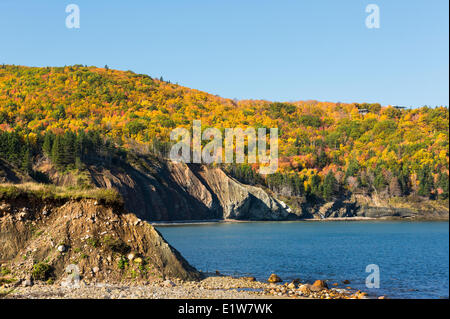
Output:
top-left (0, 64), bottom-right (448, 203)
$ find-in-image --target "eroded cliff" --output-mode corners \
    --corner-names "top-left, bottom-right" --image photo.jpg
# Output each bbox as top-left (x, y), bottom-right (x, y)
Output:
top-left (3, 155), bottom-right (447, 222)
top-left (0, 194), bottom-right (201, 284)
top-left (36, 158), bottom-right (293, 221)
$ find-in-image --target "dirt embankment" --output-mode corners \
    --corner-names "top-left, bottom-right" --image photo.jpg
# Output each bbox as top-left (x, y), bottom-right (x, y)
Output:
top-left (0, 194), bottom-right (201, 286)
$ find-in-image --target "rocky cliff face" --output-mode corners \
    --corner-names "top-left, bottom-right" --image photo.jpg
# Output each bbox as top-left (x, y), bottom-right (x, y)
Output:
top-left (0, 195), bottom-right (201, 283)
top-left (171, 164), bottom-right (290, 220)
top-left (5, 156), bottom-right (447, 222)
top-left (36, 158), bottom-right (293, 222)
top-left (295, 194), bottom-right (449, 220)
top-left (351, 194), bottom-right (449, 219)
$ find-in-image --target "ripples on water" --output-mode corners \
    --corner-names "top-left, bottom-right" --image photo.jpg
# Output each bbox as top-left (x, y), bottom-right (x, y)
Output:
top-left (156, 221), bottom-right (449, 299)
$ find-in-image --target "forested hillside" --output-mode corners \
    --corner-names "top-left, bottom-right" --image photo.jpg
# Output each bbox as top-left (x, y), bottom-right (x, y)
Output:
top-left (0, 64), bottom-right (448, 203)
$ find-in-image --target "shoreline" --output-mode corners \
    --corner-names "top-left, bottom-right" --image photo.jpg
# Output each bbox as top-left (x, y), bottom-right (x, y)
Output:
top-left (151, 216), bottom-right (449, 226)
top-left (2, 275), bottom-right (376, 300)
top-left (1, 196), bottom-right (446, 300)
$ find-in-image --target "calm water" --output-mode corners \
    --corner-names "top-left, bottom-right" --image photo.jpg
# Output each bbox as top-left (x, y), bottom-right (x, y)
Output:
top-left (156, 221), bottom-right (449, 299)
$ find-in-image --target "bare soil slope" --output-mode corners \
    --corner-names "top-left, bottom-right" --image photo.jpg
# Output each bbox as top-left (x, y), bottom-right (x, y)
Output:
top-left (0, 194), bottom-right (201, 284)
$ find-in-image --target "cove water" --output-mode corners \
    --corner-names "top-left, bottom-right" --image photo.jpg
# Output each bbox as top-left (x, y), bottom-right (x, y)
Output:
top-left (156, 221), bottom-right (449, 299)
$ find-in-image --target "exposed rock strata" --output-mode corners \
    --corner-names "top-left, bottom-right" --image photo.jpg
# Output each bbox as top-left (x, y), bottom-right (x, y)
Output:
top-left (5, 158), bottom-right (447, 221)
top-left (37, 159), bottom-right (293, 221)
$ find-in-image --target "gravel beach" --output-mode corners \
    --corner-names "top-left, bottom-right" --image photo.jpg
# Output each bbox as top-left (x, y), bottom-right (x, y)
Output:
top-left (2, 275), bottom-right (371, 299)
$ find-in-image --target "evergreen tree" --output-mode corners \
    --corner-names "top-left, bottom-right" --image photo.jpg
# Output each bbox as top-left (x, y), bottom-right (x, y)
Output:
top-left (345, 158), bottom-right (360, 178)
top-left (62, 131), bottom-right (76, 166)
top-left (310, 174), bottom-right (322, 198)
top-left (21, 144), bottom-right (32, 174)
top-left (43, 132), bottom-right (54, 157)
top-left (6, 132), bottom-right (21, 165)
top-left (374, 169), bottom-right (387, 192)
top-left (437, 172), bottom-right (449, 200)
top-left (397, 164), bottom-right (411, 195)
top-left (51, 135), bottom-right (64, 167)
top-left (323, 170), bottom-right (337, 200)
top-left (316, 149), bottom-right (329, 169)
top-left (75, 131), bottom-right (86, 166)
top-left (417, 165), bottom-right (434, 198)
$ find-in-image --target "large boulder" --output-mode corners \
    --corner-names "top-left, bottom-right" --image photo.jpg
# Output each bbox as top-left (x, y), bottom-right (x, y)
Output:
top-left (267, 273), bottom-right (282, 283)
top-left (312, 280), bottom-right (328, 289)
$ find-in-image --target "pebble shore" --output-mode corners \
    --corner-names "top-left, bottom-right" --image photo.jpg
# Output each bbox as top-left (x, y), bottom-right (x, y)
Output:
top-left (2, 275), bottom-right (375, 299)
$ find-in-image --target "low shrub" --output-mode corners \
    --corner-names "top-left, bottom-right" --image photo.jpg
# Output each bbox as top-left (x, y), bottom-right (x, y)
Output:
top-left (117, 256), bottom-right (128, 270)
top-left (103, 236), bottom-right (130, 254)
top-left (31, 262), bottom-right (54, 281)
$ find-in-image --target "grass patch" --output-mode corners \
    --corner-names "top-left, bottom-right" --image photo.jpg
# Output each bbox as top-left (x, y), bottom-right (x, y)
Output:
top-left (0, 185), bottom-right (22, 199)
top-left (129, 269), bottom-right (138, 279)
top-left (0, 267), bottom-right (11, 276)
top-left (0, 277), bottom-right (17, 285)
top-left (117, 256), bottom-right (129, 270)
top-left (33, 230), bottom-right (44, 238)
top-left (86, 237), bottom-right (99, 248)
top-left (0, 183), bottom-right (123, 205)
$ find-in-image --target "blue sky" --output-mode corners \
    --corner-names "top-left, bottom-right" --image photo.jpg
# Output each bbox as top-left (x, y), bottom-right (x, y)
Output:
top-left (0, 0), bottom-right (448, 107)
